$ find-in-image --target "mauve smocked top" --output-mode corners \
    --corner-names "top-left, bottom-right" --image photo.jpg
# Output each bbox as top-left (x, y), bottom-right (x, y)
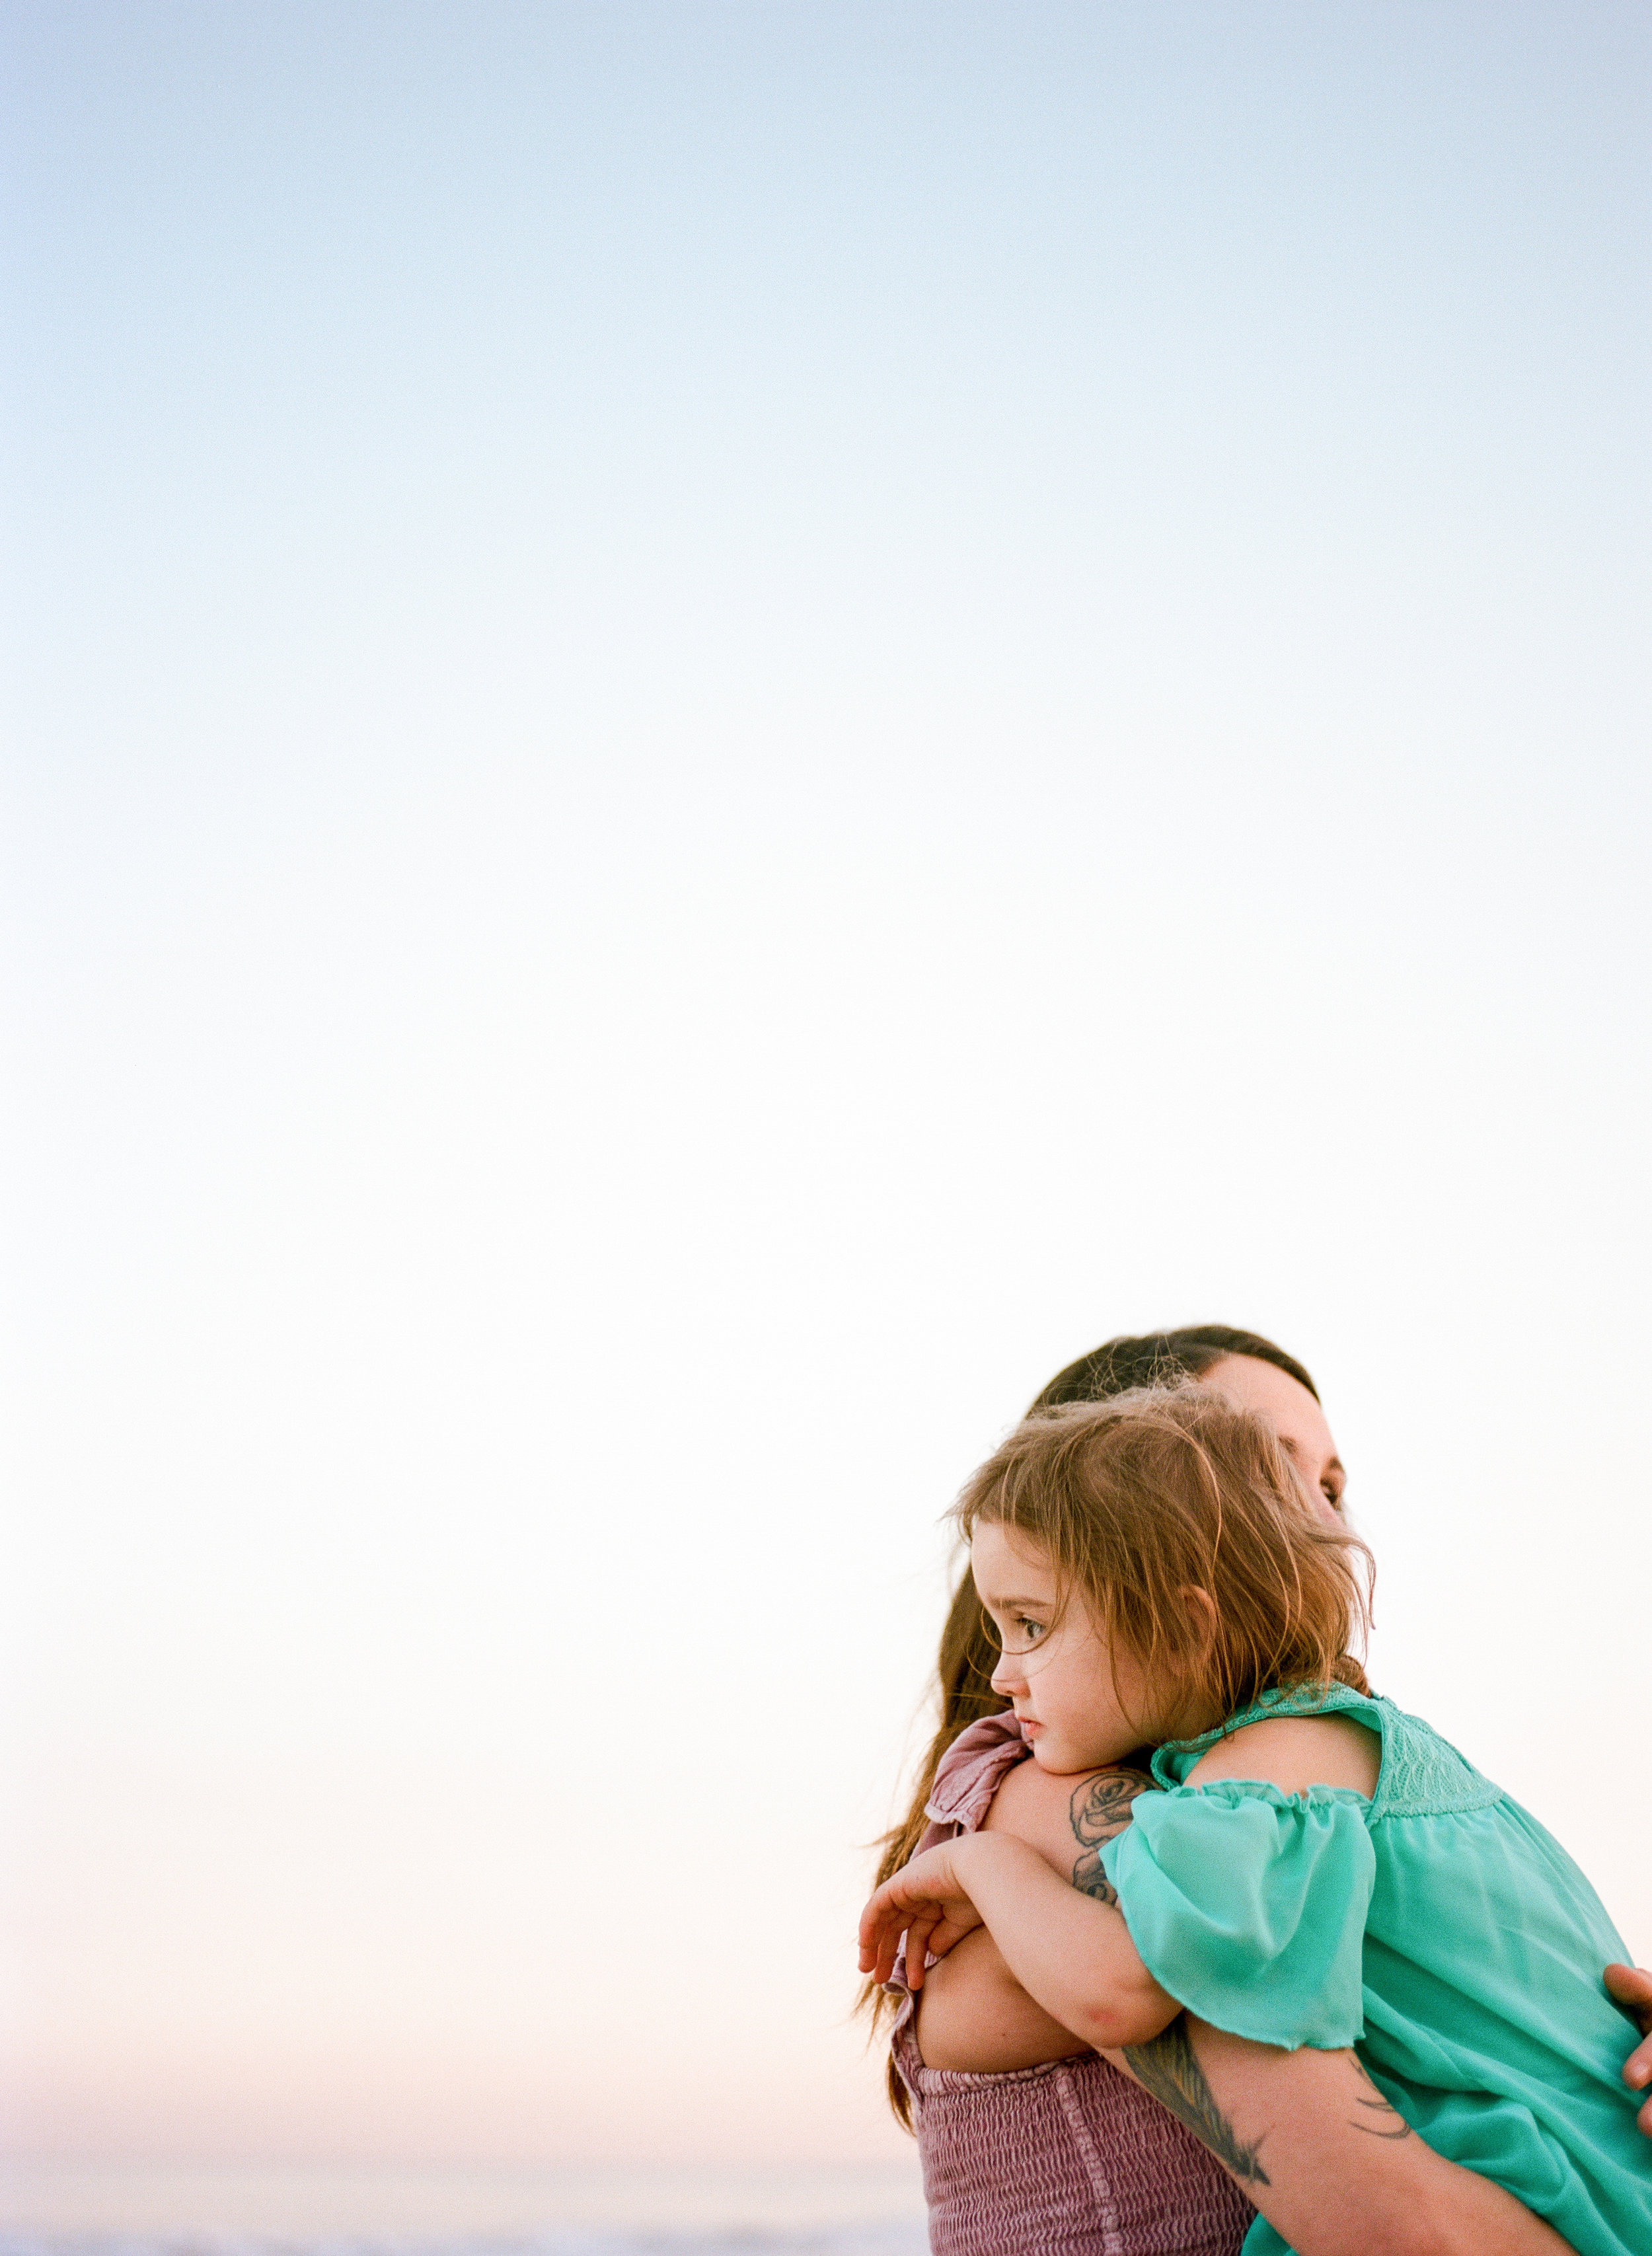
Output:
top-left (887, 1713), bottom-right (1253, 2256)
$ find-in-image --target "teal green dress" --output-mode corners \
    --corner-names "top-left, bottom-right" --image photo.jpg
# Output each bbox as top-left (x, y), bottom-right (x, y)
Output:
top-left (1098, 1682), bottom-right (1652, 2256)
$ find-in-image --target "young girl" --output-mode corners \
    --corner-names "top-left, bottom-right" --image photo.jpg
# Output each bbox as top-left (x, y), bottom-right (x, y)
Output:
top-left (860, 1386), bottom-right (1652, 2256)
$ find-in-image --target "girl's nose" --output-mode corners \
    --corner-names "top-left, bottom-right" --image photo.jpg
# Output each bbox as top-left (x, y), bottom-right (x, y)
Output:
top-left (990, 1648), bottom-right (1025, 1698)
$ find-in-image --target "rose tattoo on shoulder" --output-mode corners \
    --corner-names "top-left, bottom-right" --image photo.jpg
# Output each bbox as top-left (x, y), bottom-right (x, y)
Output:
top-left (1069, 1767), bottom-right (1157, 1905)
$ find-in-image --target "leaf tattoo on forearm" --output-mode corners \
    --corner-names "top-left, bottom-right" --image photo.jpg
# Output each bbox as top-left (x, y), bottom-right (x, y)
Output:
top-left (1066, 1779), bottom-right (1270, 2184)
top-left (1347, 2059), bottom-right (1413, 2140)
top-left (1124, 2017), bottom-right (1273, 2185)
top-left (1068, 1768), bottom-right (1152, 1904)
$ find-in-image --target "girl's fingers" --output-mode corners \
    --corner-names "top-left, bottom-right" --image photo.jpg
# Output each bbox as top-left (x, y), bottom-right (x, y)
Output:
top-left (858, 1887), bottom-right (950, 1989)
top-left (860, 1883), bottom-right (917, 1941)
top-left (857, 1892), bottom-right (897, 1967)
top-left (906, 1907), bottom-right (946, 1986)
top-left (858, 1895), bottom-right (914, 1984)
top-left (876, 1917), bottom-right (906, 1986)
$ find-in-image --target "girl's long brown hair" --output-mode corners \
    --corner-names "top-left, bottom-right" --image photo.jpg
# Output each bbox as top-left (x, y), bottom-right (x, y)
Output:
top-left (864, 1326), bottom-right (1351, 2124)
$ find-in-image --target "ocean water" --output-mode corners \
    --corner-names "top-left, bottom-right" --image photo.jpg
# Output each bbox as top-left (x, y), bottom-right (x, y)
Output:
top-left (0, 2237), bottom-right (924, 2256)
top-left (0, 2163), bottom-right (928, 2256)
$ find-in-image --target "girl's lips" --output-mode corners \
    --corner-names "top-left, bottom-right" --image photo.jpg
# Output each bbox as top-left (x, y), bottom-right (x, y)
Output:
top-left (1018, 1715), bottom-right (1043, 1735)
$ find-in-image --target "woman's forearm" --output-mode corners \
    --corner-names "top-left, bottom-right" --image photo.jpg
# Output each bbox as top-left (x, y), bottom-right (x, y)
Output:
top-left (1108, 2019), bottom-right (1574, 2256)
top-left (949, 1832), bottom-right (1178, 2050)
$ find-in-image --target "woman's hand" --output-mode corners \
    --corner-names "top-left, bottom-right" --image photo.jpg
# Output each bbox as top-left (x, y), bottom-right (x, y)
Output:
top-left (1604, 1962), bottom-right (1652, 2135)
top-left (858, 1840), bottom-right (987, 1990)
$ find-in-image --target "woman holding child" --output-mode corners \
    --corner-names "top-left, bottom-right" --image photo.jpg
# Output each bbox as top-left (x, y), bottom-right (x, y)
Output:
top-left (862, 1327), bottom-right (1652, 2256)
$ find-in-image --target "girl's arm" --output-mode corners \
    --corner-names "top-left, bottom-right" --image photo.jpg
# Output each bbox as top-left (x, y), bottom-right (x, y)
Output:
top-left (860, 1717), bottom-right (1376, 2050)
top-left (858, 1830), bottom-right (1178, 2050)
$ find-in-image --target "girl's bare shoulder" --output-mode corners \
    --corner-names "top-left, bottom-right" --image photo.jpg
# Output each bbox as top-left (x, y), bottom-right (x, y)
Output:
top-left (1187, 1713), bottom-right (1380, 1798)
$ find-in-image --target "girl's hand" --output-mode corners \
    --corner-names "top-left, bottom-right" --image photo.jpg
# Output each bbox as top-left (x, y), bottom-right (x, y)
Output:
top-left (858, 1840), bottom-right (987, 1990)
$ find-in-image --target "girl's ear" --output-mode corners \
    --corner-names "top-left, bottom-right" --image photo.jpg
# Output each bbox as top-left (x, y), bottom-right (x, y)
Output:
top-left (1178, 1585), bottom-right (1218, 1655)
top-left (1162, 1588), bottom-right (1222, 1741)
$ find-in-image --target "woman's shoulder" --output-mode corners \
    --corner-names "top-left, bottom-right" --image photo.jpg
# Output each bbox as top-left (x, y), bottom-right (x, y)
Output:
top-left (985, 1756), bottom-right (1158, 1885)
top-left (923, 1709), bottom-right (1033, 1835)
top-left (1185, 1712), bottom-right (1380, 1798)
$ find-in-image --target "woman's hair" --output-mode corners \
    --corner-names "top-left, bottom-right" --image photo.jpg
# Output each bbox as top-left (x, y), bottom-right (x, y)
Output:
top-left (1030, 1324), bottom-right (1320, 1413)
top-left (865, 1323), bottom-right (1324, 2121)
top-left (954, 1386), bottom-right (1370, 1732)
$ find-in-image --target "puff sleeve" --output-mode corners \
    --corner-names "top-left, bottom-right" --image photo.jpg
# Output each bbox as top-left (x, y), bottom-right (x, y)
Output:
top-left (1098, 1782), bottom-right (1375, 2049)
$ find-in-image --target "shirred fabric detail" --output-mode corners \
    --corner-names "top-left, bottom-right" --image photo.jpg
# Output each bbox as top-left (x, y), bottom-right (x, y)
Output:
top-left (1101, 1784), bottom-right (1374, 2050)
top-left (895, 2024), bottom-right (1253, 2256)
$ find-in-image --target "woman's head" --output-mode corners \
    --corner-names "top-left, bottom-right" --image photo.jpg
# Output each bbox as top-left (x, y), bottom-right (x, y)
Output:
top-left (957, 1386), bottom-right (1370, 1768)
top-left (1199, 1354), bottom-right (1345, 1523)
top-left (1032, 1326), bottom-right (1345, 1524)
top-left (1030, 1324), bottom-right (1320, 1410)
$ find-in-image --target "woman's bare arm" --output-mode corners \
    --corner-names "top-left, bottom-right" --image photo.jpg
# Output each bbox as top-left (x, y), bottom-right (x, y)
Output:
top-left (1105, 2019), bottom-right (1573, 2256)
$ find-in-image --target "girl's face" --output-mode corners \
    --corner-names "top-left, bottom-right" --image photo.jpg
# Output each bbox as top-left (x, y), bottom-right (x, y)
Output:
top-left (1199, 1354), bottom-right (1347, 1523)
top-left (973, 1520), bottom-right (1199, 1774)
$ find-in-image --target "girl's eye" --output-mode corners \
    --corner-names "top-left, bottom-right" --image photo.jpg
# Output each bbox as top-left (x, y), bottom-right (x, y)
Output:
top-left (1012, 1616), bottom-right (1047, 1648)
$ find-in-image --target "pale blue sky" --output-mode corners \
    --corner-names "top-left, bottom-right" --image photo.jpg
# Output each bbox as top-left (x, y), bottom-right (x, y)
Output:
top-left (4, 1), bottom-right (1650, 2179)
